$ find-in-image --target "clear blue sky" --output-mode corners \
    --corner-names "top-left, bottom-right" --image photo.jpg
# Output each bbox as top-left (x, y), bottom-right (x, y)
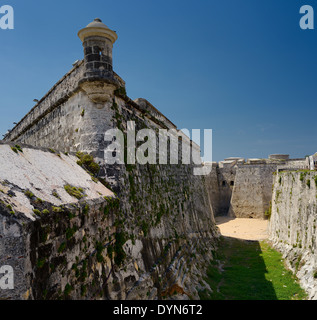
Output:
top-left (0, 0), bottom-right (316, 161)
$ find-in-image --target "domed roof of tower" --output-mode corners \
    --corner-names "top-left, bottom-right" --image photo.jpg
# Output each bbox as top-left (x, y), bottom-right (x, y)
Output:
top-left (86, 18), bottom-right (109, 29)
top-left (78, 18), bottom-right (118, 44)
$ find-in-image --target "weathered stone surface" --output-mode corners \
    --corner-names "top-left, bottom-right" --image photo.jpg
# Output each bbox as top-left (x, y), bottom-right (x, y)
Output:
top-left (269, 170), bottom-right (317, 299)
top-left (228, 164), bottom-right (277, 219)
top-left (0, 143), bottom-right (115, 300)
top-left (205, 165), bottom-right (236, 217)
top-left (0, 143), bottom-right (112, 215)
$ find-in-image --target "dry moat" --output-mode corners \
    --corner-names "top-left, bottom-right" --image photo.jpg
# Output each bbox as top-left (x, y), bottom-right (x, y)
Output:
top-left (198, 218), bottom-right (307, 300)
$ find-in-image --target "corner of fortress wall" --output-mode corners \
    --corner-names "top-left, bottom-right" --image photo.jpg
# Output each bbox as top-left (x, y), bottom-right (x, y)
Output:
top-left (205, 163), bottom-right (236, 217)
top-left (1, 20), bottom-right (220, 300)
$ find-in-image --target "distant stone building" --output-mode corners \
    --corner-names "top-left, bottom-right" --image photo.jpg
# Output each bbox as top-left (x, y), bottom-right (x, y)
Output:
top-left (208, 154), bottom-right (310, 219)
top-left (309, 153), bottom-right (317, 170)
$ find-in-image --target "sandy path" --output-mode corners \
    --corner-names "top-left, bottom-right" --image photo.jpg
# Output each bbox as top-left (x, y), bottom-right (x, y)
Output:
top-left (215, 216), bottom-right (268, 241)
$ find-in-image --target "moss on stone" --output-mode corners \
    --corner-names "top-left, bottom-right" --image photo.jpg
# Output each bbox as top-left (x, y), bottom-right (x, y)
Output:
top-left (64, 184), bottom-right (85, 200)
top-left (307, 179), bottom-right (311, 188)
top-left (52, 191), bottom-right (61, 200)
top-left (11, 145), bottom-right (23, 154)
top-left (83, 203), bottom-right (89, 215)
top-left (95, 241), bottom-right (104, 263)
top-left (33, 209), bottom-right (41, 216)
top-left (52, 206), bottom-right (62, 213)
top-left (76, 151), bottom-right (100, 176)
top-left (36, 258), bottom-right (46, 269)
top-left (114, 232), bottom-right (127, 266)
top-left (114, 87), bottom-right (127, 97)
top-left (58, 242), bottom-right (66, 253)
top-left (66, 226), bottom-right (77, 240)
top-left (64, 283), bottom-right (73, 296)
top-left (25, 190), bottom-right (34, 199)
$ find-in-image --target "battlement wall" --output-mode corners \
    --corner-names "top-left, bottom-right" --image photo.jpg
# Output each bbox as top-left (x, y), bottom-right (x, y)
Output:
top-left (4, 61), bottom-right (85, 143)
top-left (4, 64), bottom-right (200, 154)
top-left (1, 54), bottom-right (217, 301)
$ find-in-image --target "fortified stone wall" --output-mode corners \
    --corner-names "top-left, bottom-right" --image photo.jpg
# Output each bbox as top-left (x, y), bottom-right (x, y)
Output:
top-left (4, 61), bottom-right (85, 144)
top-left (206, 165), bottom-right (236, 217)
top-left (228, 164), bottom-right (278, 219)
top-left (205, 157), bottom-right (309, 220)
top-left (0, 142), bottom-right (220, 300)
top-left (216, 167), bottom-right (236, 216)
top-left (269, 170), bottom-right (317, 300)
top-left (277, 158), bottom-right (309, 170)
top-left (0, 143), bottom-right (116, 300)
top-left (1, 18), bottom-right (220, 299)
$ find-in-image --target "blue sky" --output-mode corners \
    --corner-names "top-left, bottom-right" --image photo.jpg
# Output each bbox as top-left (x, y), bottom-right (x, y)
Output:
top-left (0, 0), bottom-right (316, 161)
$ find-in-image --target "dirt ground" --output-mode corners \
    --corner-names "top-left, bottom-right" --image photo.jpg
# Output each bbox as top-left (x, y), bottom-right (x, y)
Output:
top-left (215, 216), bottom-right (268, 241)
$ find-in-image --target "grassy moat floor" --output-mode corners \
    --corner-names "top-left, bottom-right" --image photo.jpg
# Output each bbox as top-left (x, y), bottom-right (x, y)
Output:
top-left (199, 236), bottom-right (307, 300)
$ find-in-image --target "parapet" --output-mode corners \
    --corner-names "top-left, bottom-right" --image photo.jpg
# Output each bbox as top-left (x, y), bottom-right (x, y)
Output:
top-left (269, 154), bottom-right (289, 160)
top-left (134, 98), bottom-right (177, 130)
top-left (247, 158), bottom-right (266, 164)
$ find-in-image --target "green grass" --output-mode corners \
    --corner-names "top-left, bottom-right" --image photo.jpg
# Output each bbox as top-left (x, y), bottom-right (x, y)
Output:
top-left (199, 237), bottom-right (307, 300)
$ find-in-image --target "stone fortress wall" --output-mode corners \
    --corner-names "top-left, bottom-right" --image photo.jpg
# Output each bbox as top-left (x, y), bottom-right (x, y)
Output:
top-left (0, 142), bottom-right (116, 300)
top-left (2, 17), bottom-right (317, 300)
top-left (208, 155), bottom-right (309, 220)
top-left (269, 169), bottom-right (317, 299)
top-left (1, 19), bottom-right (219, 300)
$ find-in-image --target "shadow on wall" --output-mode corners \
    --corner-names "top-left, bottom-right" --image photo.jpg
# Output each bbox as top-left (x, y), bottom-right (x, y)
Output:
top-left (213, 216), bottom-right (236, 226)
top-left (199, 236), bottom-right (277, 300)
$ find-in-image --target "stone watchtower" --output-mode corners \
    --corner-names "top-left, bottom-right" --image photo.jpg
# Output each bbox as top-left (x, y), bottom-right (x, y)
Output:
top-left (78, 18), bottom-right (120, 105)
